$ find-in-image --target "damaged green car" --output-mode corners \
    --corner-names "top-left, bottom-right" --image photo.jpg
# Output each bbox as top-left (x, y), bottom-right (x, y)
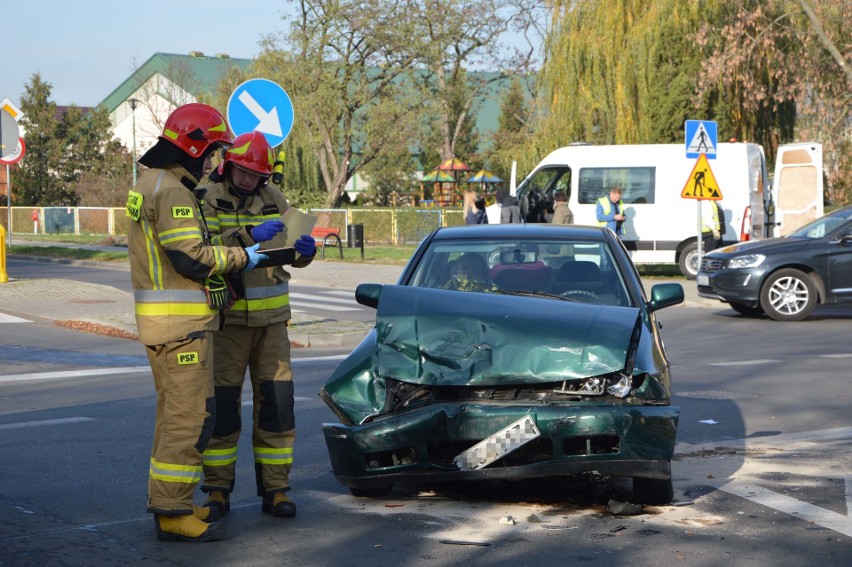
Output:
top-left (320, 225), bottom-right (683, 504)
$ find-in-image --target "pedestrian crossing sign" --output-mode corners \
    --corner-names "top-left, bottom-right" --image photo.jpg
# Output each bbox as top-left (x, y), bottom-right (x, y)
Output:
top-left (681, 154), bottom-right (723, 200)
top-left (685, 119), bottom-right (717, 159)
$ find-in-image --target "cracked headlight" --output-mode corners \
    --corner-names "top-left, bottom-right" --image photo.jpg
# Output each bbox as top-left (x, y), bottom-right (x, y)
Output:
top-left (727, 254), bottom-right (765, 269)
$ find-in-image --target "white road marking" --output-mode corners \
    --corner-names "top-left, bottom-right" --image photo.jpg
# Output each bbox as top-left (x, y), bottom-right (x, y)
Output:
top-left (820, 354), bottom-right (852, 359)
top-left (717, 480), bottom-right (852, 537)
top-left (242, 396), bottom-right (312, 407)
top-left (291, 301), bottom-right (360, 312)
top-left (322, 290), bottom-right (357, 298)
top-left (708, 359), bottom-right (780, 366)
top-left (0, 366), bottom-right (151, 383)
top-left (0, 313), bottom-right (31, 323)
top-left (0, 417), bottom-right (96, 430)
top-left (290, 292), bottom-right (359, 306)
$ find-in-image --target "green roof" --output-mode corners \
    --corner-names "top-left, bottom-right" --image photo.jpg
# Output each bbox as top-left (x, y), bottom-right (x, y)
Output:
top-left (99, 52), bottom-right (252, 112)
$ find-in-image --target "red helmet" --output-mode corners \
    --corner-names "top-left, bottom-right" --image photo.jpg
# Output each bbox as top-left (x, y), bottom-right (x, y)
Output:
top-left (160, 103), bottom-right (232, 157)
top-left (218, 131), bottom-right (274, 177)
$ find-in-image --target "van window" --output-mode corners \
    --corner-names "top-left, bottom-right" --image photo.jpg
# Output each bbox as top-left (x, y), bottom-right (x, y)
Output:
top-left (518, 167), bottom-right (570, 196)
top-left (578, 167), bottom-right (656, 204)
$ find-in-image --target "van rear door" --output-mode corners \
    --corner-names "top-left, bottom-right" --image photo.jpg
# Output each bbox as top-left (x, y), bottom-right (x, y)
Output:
top-left (772, 143), bottom-right (823, 236)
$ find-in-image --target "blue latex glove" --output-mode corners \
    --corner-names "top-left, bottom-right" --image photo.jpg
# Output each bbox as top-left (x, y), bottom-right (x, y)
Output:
top-left (294, 234), bottom-right (316, 257)
top-left (244, 243), bottom-right (268, 270)
top-left (251, 220), bottom-right (285, 243)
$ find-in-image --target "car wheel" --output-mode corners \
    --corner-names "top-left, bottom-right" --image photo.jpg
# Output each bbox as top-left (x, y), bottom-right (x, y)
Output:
top-left (632, 476), bottom-right (673, 505)
top-left (678, 242), bottom-right (699, 280)
top-left (349, 485), bottom-right (393, 498)
top-left (728, 302), bottom-right (763, 317)
top-left (760, 268), bottom-right (817, 322)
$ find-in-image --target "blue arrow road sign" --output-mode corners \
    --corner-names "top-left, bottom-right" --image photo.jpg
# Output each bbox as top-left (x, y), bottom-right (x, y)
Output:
top-left (227, 79), bottom-right (294, 147)
top-left (685, 120), bottom-right (717, 159)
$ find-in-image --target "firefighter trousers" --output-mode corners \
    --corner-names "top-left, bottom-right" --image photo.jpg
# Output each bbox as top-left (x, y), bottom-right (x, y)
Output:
top-left (202, 321), bottom-right (295, 497)
top-left (146, 331), bottom-right (216, 515)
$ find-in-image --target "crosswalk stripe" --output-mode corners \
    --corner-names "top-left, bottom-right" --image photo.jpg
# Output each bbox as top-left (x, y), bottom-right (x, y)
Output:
top-left (0, 417), bottom-right (96, 430)
top-left (290, 301), bottom-right (360, 312)
top-left (0, 313), bottom-right (31, 323)
top-left (321, 290), bottom-right (358, 298)
top-left (289, 292), bottom-right (359, 306)
top-left (0, 366), bottom-right (151, 383)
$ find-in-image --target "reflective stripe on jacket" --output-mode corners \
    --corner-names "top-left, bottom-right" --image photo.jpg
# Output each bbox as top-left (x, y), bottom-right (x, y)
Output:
top-left (127, 166), bottom-right (248, 345)
top-left (199, 180), bottom-right (314, 326)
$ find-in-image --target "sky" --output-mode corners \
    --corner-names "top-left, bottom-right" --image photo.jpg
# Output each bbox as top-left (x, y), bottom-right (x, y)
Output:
top-left (3, 1), bottom-right (542, 110)
top-left (2, 0), bottom-right (292, 107)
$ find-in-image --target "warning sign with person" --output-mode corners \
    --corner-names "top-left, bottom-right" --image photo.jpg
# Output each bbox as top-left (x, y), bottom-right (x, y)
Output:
top-left (681, 154), bottom-right (723, 200)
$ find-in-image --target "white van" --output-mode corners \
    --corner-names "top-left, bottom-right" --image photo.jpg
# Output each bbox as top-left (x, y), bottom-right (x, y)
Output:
top-left (514, 142), bottom-right (822, 278)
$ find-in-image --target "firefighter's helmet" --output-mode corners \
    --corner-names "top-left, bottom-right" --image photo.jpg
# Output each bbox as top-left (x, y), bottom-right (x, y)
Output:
top-left (218, 131), bottom-right (274, 178)
top-left (160, 103), bottom-right (232, 157)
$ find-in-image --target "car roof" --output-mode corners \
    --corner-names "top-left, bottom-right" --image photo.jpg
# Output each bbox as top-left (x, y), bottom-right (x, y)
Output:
top-left (431, 224), bottom-right (611, 241)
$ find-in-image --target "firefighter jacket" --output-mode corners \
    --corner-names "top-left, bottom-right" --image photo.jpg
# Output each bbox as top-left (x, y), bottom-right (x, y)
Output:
top-left (199, 180), bottom-right (314, 327)
top-left (126, 165), bottom-right (248, 345)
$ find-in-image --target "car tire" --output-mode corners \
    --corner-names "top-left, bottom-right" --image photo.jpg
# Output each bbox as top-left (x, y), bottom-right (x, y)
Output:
top-left (632, 476), bottom-right (673, 505)
top-left (728, 302), bottom-right (763, 317)
top-left (349, 485), bottom-right (393, 498)
top-left (678, 242), bottom-right (699, 280)
top-left (759, 268), bottom-right (817, 322)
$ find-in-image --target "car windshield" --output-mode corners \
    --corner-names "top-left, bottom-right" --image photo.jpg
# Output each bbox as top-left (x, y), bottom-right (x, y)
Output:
top-left (407, 237), bottom-right (633, 307)
top-left (787, 208), bottom-right (852, 239)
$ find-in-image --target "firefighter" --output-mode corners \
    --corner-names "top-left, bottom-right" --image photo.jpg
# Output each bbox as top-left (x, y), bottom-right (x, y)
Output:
top-left (126, 103), bottom-right (267, 543)
top-left (198, 131), bottom-right (316, 519)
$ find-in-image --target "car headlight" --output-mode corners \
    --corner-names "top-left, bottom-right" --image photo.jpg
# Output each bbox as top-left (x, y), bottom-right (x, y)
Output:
top-left (727, 254), bottom-right (765, 269)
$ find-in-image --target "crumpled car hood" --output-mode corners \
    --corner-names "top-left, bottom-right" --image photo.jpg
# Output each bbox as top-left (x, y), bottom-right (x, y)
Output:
top-left (372, 285), bottom-right (640, 386)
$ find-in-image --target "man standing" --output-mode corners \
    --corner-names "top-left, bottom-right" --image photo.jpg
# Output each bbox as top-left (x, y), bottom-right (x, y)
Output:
top-left (596, 186), bottom-right (626, 237)
top-left (198, 131), bottom-right (316, 520)
top-left (126, 103), bottom-right (266, 542)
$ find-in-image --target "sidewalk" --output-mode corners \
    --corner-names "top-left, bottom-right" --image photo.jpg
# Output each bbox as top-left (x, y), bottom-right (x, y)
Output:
top-left (1, 255), bottom-right (713, 348)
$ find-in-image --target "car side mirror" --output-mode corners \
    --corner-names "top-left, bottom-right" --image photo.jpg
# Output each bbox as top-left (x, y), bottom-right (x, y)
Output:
top-left (838, 230), bottom-right (852, 244)
top-left (355, 283), bottom-right (383, 309)
top-left (648, 283), bottom-right (684, 312)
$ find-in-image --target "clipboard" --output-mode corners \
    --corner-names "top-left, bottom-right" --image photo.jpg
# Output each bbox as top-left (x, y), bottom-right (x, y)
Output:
top-left (260, 208), bottom-right (318, 251)
top-left (255, 247), bottom-right (297, 269)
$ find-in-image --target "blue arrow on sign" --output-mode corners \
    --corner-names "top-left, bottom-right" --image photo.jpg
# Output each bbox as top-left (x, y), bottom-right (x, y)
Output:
top-left (227, 79), bottom-right (294, 147)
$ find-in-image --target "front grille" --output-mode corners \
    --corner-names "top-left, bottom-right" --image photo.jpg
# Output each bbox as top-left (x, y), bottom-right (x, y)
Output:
top-left (700, 257), bottom-right (724, 273)
top-left (563, 435), bottom-right (619, 456)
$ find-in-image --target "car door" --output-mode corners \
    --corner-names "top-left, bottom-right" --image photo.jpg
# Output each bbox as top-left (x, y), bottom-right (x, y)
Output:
top-left (827, 221), bottom-right (852, 303)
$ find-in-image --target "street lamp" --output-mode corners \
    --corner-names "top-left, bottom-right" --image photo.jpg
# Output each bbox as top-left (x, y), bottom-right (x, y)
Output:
top-left (129, 98), bottom-right (139, 186)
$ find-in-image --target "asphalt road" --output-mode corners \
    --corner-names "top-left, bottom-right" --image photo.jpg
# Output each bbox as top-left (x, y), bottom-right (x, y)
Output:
top-left (1, 297), bottom-right (850, 565)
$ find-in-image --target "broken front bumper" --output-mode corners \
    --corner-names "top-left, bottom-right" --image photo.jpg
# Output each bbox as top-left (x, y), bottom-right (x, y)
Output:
top-left (322, 402), bottom-right (679, 489)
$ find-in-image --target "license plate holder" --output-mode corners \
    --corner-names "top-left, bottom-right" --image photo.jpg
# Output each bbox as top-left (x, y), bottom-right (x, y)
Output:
top-left (453, 415), bottom-right (541, 471)
top-left (697, 274), bottom-right (709, 286)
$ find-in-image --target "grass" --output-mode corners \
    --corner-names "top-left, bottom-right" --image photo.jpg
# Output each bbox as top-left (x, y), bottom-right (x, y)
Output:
top-left (8, 245), bottom-right (129, 262)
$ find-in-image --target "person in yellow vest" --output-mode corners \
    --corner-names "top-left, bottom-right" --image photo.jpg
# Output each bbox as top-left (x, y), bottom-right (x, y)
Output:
top-left (197, 131), bottom-right (316, 520)
top-left (126, 103), bottom-right (268, 542)
top-left (701, 199), bottom-right (722, 252)
top-left (595, 187), bottom-right (625, 236)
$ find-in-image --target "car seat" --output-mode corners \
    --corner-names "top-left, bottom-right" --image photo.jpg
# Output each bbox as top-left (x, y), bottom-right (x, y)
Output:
top-left (553, 260), bottom-right (603, 295)
top-left (492, 262), bottom-right (552, 293)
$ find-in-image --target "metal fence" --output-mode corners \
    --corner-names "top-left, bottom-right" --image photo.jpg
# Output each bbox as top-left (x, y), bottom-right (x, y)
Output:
top-left (3, 206), bottom-right (467, 245)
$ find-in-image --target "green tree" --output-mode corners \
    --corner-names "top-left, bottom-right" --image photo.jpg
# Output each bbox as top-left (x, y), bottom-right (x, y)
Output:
top-left (483, 76), bottom-right (534, 183)
top-left (15, 73), bottom-right (132, 206)
top-left (697, 0), bottom-right (851, 204)
top-left (255, 0), bottom-right (424, 208)
top-left (15, 74), bottom-right (63, 205)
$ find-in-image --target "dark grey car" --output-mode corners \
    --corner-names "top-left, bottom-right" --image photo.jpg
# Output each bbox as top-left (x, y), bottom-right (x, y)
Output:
top-left (697, 205), bottom-right (852, 321)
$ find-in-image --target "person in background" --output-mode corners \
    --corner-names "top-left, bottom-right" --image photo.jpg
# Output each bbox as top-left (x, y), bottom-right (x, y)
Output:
top-left (198, 131), bottom-right (316, 521)
top-left (550, 191), bottom-right (573, 224)
top-left (463, 190), bottom-right (488, 225)
top-left (596, 186), bottom-right (625, 236)
top-left (495, 186), bottom-right (522, 224)
top-left (701, 199), bottom-right (722, 252)
top-left (126, 103), bottom-right (267, 543)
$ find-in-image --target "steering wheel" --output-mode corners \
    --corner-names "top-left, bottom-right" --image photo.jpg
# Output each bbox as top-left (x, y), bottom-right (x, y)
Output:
top-left (559, 289), bottom-right (600, 303)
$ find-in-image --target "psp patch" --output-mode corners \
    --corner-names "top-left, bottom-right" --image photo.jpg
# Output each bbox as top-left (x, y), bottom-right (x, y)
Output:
top-left (172, 206), bottom-right (194, 219)
top-left (126, 190), bottom-right (143, 221)
top-left (177, 351), bottom-right (199, 365)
